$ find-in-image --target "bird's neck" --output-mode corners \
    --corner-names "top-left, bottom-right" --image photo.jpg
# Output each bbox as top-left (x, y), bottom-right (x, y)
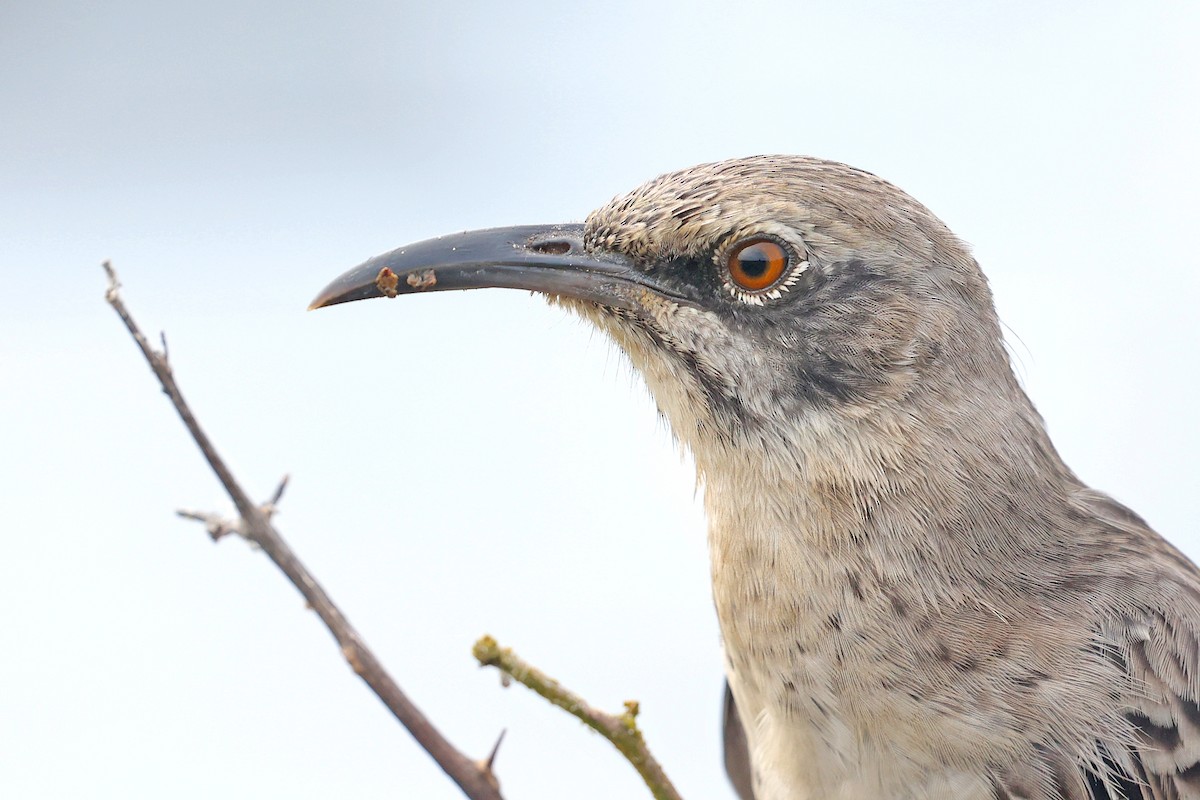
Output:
top-left (691, 380), bottom-right (1078, 606)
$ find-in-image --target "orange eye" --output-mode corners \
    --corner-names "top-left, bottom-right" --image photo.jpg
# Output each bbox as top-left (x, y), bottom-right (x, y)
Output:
top-left (727, 238), bottom-right (789, 291)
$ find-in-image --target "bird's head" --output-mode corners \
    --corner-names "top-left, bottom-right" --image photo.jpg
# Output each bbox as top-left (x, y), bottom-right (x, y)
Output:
top-left (312, 156), bottom-right (1016, 470)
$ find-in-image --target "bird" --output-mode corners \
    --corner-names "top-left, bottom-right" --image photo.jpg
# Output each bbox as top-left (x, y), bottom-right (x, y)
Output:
top-left (310, 155), bottom-right (1200, 800)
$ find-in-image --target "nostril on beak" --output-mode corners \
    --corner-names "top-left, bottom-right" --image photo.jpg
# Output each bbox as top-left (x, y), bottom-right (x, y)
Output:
top-left (529, 238), bottom-right (573, 255)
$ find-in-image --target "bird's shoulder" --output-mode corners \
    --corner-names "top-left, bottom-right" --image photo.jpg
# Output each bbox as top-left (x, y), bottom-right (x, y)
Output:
top-left (1050, 489), bottom-right (1200, 800)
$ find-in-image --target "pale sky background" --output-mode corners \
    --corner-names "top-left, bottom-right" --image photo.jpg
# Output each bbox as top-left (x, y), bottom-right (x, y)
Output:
top-left (2, 2), bottom-right (1197, 798)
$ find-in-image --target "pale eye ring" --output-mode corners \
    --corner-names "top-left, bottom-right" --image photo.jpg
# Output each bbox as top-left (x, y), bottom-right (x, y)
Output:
top-left (726, 237), bottom-right (790, 292)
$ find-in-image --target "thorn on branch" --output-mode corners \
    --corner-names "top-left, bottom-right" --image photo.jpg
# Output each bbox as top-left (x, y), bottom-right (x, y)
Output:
top-left (263, 474), bottom-right (290, 521)
top-left (485, 729), bottom-right (506, 770)
top-left (476, 729), bottom-right (506, 791)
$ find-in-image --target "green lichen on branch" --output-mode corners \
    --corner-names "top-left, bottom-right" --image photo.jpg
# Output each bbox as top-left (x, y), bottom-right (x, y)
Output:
top-left (472, 635), bottom-right (683, 800)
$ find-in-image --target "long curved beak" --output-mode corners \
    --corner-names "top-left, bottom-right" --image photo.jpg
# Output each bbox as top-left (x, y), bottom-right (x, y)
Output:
top-left (309, 224), bottom-right (690, 312)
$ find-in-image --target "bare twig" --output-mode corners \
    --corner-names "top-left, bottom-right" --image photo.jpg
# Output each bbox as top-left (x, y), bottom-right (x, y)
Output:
top-left (175, 508), bottom-right (245, 542)
top-left (474, 635), bottom-right (684, 800)
top-left (103, 262), bottom-right (504, 800)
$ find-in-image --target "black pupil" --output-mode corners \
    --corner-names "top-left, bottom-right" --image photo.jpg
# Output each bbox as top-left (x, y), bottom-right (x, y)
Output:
top-left (739, 248), bottom-right (770, 278)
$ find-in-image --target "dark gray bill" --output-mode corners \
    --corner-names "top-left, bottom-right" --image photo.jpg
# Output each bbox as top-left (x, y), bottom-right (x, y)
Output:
top-left (309, 224), bottom-right (692, 312)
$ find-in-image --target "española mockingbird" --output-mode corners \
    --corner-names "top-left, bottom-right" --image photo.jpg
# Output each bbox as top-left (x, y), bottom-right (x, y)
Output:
top-left (312, 156), bottom-right (1200, 800)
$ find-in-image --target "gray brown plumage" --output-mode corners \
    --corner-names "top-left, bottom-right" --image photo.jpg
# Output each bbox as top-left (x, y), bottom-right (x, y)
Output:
top-left (312, 155), bottom-right (1200, 800)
